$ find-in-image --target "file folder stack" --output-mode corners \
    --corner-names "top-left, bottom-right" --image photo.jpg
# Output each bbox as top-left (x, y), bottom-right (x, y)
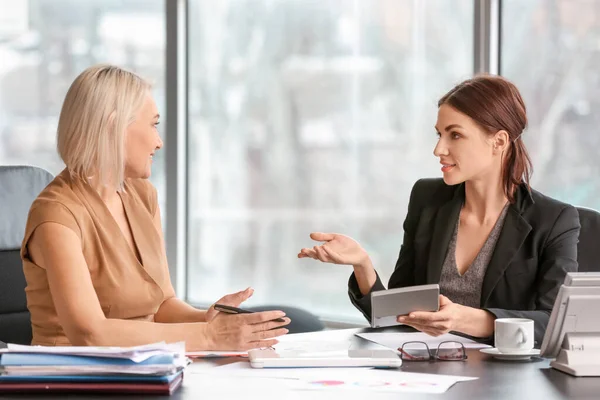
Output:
top-left (0, 342), bottom-right (187, 395)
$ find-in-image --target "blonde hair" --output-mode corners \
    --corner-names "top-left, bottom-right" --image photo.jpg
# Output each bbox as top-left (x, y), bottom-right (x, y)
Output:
top-left (57, 64), bottom-right (151, 190)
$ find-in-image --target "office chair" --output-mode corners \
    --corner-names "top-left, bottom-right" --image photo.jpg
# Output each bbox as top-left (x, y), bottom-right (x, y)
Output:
top-left (576, 206), bottom-right (600, 273)
top-left (0, 165), bottom-right (54, 345)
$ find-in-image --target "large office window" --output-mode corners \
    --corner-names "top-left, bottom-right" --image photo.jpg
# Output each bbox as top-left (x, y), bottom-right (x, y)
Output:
top-left (0, 0), bottom-right (166, 208)
top-left (502, 0), bottom-right (600, 209)
top-left (187, 0), bottom-right (473, 321)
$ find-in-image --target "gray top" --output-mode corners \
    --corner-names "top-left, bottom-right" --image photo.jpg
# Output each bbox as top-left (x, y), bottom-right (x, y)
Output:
top-left (439, 203), bottom-right (510, 308)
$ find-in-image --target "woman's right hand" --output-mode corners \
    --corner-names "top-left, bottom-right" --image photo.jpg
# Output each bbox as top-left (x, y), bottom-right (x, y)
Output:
top-left (298, 232), bottom-right (371, 268)
top-left (205, 310), bottom-right (290, 351)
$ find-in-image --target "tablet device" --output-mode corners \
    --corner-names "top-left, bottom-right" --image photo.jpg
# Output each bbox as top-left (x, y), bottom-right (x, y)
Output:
top-left (371, 284), bottom-right (440, 328)
top-left (248, 348), bottom-right (402, 369)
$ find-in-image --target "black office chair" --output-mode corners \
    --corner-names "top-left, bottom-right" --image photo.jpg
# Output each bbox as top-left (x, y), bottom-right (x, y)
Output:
top-left (0, 165), bottom-right (54, 345)
top-left (576, 206), bottom-right (600, 273)
top-left (247, 305), bottom-right (324, 334)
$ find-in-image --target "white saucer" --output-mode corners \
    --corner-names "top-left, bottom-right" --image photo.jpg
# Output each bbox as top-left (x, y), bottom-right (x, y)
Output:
top-left (480, 348), bottom-right (541, 360)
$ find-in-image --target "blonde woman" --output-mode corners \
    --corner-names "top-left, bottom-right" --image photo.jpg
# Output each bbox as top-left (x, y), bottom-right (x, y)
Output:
top-left (21, 65), bottom-right (290, 350)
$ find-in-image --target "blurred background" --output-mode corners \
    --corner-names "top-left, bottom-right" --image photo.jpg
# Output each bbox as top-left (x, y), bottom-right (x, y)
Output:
top-left (1, 0), bottom-right (598, 324)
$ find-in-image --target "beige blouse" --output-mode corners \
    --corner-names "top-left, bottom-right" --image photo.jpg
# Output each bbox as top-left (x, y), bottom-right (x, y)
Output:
top-left (21, 169), bottom-right (171, 346)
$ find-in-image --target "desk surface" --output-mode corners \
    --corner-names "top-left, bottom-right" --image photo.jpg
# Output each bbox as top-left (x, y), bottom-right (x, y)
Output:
top-left (3, 328), bottom-right (599, 400)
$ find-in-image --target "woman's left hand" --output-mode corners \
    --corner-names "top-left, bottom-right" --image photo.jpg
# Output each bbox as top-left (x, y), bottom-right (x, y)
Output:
top-left (397, 295), bottom-right (465, 337)
top-left (205, 287), bottom-right (254, 322)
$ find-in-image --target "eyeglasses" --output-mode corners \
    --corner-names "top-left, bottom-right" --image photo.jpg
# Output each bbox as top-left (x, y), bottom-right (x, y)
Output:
top-left (398, 341), bottom-right (468, 362)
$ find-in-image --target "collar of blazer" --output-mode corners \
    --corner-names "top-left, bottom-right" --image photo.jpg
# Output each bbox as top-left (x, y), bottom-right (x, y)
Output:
top-left (426, 182), bottom-right (535, 307)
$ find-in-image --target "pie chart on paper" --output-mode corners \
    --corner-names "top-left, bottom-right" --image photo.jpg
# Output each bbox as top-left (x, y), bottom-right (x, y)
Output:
top-left (307, 380), bottom-right (345, 387)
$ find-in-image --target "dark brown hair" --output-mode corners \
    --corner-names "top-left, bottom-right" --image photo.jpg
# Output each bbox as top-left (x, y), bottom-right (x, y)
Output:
top-left (438, 75), bottom-right (533, 203)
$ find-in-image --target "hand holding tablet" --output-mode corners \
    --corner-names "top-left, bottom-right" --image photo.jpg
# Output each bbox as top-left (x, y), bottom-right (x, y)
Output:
top-left (371, 284), bottom-right (440, 328)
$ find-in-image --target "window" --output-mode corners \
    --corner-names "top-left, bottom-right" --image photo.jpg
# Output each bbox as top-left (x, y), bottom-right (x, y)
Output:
top-left (502, 0), bottom-right (600, 209)
top-left (187, 0), bottom-right (473, 321)
top-left (0, 0), bottom-right (166, 210)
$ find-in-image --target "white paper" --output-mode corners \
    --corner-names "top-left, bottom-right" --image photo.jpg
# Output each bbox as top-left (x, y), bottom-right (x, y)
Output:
top-left (356, 332), bottom-right (491, 352)
top-left (277, 329), bottom-right (358, 343)
top-left (291, 370), bottom-right (477, 393)
top-left (190, 361), bottom-right (477, 394)
top-left (233, 328), bottom-right (351, 358)
top-left (184, 330), bottom-right (357, 358)
top-left (4, 341), bottom-right (186, 363)
top-left (191, 361), bottom-right (373, 379)
top-left (182, 374), bottom-right (301, 398)
top-left (274, 340), bottom-right (351, 357)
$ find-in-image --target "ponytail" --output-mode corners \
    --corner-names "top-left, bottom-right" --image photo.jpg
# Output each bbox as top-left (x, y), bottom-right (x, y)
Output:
top-left (502, 137), bottom-right (533, 203)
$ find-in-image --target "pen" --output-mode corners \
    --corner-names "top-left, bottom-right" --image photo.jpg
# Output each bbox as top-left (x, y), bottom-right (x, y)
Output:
top-left (213, 304), bottom-right (286, 323)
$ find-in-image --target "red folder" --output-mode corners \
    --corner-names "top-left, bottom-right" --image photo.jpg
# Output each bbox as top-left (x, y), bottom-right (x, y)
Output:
top-left (0, 373), bottom-right (183, 395)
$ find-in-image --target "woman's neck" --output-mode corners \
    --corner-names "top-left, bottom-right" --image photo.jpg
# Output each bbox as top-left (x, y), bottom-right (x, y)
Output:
top-left (463, 177), bottom-right (509, 225)
top-left (86, 177), bottom-right (120, 203)
top-left (96, 186), bottom-right (120, 203)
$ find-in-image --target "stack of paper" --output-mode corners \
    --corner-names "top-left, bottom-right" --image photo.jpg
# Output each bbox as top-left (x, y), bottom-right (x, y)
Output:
top-left (355, 332), bottom-right (492, 352)
top-left (0, 342), bottom-right (187, 395)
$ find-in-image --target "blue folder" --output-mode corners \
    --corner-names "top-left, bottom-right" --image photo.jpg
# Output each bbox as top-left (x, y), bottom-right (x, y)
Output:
top-left (0, 370), bottom-right (182, 383)
top-left (0, 353), bottom-right (175, 366)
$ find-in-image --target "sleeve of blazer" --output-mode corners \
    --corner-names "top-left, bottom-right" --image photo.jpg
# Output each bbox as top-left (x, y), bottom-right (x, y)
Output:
top-left (347, 179), bottom-right (424, 322)
top-left (485, 205), bottom-right (580, 346)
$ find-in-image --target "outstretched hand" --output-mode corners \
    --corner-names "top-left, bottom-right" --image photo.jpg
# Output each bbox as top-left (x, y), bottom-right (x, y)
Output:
top-left (297, 232), bottom-right (370, 267)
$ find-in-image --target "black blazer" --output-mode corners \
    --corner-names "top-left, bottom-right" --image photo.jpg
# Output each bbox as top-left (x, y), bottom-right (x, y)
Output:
top-left (348, 178), bottom-right (580, 346)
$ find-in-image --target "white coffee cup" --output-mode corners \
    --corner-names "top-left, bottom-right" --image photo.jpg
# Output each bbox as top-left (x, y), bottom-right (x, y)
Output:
top-left (494, 318), bottom-right (534, 354)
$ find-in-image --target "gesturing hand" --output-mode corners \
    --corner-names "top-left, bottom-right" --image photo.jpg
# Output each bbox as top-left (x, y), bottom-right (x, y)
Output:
top-left (206, 310), bottom-right (291, 351)
top-left (298, 232), bottom-right (370, 267)
top-left (206, 287), bottom-right (254, 322)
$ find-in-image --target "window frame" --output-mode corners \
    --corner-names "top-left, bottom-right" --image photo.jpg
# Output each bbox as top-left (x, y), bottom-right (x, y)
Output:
top-left (166, 0), bottom-right (502, 325)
